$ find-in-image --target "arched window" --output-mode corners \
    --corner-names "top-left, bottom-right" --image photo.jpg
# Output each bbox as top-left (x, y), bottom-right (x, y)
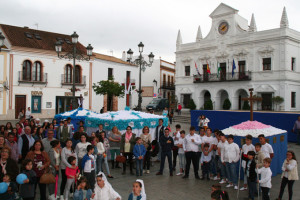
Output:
top-left (65, 64), bottom-right (72, 83)
top-left (75, 65), bottom-right (81, 84)
top-left (22, 60), bottom-right (32, 81)
top-left (33, 61), bottom-right (42, 81)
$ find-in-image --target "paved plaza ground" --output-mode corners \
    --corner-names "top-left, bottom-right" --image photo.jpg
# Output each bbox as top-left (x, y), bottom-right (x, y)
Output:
top-left (108, 122), bottom-right (300, 200)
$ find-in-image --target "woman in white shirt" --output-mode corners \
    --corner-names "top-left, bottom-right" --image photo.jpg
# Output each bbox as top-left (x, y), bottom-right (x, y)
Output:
top-left (75, 133), bottom-right (91, 171)
top-left (276, 151), bottom-right (298, 200)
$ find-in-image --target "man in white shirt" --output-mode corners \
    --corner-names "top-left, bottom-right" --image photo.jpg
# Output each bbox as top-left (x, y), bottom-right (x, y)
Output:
top-left (218, 132), bottom-right (228, 184)
top-left (258, 134), bottom-right (274, 159)
top-left (222, 134), bottom-right (240, 189)
top-left (172, 124), bottom-right (181, 171)
top-left (25, 107), bottom-right (31, 119)
top-left (182, 126), bottom-right (202, 179)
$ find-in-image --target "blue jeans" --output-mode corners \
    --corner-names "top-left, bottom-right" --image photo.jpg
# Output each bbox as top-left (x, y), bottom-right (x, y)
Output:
top-left (225, 162), bottom-right (238, 185)
top-left (159, 151), bottom-right (172, 174)
top-left (96, 154), bottom-right (110, 175)
top-left (178, 153), bottom-right (186, 170)
top-left (158, 142), bottom-right (162, 161)
top-left (218, 159), bottom-right (227, 179)
top-left (248, 178), bottom-right (256, 200)
top-left (136, 159), bottom-right (143, 176)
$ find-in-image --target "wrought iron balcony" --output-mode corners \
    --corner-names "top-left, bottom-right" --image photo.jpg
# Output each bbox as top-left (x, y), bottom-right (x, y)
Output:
top-left (61, 74), bottom-right (86, 87)
top-left (161, 81), bottom-right (175, 90)
top-left (193, 71), bottom-right (251, 83)
top-left (18, 71), bottom-right (48, 86)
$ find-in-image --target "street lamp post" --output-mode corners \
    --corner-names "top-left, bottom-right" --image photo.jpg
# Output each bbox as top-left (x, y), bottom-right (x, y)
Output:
top-left (0, 32), bottom-right (5, 52)
top-left (55, 31), bottom-right (93, 110)
top-left (127, 42), bottom-right (154, 111)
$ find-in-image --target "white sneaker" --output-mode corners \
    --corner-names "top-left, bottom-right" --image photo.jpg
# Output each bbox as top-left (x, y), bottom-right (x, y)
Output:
top-left (60, 195), bottom-right (64, 200)
top-left (240, 187), bottom-right (248, 191)
top-left (226, 183), bottom-right (233, 188)
top-left (143, 170), bottom-right (146, 174)
top-left (213, 176), bottom-right (220, 181)
top-left (234, 186), bottom-right (238, 190)
top-left (176, 172), bottom-right (183, 176)
top-left (69, 193), bottom-right (73, 198)
top-left (219, 179), bottom-right (226, 184)
top-left (48, 194), bottom-right (55, 200)
top-left (146, 170), bottom-right (150, 174)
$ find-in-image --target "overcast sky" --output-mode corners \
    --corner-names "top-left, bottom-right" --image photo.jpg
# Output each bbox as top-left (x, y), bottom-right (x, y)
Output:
top-left (1, 0), bottom-right (299, 62)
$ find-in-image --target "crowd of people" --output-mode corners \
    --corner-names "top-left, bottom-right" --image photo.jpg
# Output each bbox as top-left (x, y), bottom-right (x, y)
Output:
top-left (0, 114), bottom-right (299, 200)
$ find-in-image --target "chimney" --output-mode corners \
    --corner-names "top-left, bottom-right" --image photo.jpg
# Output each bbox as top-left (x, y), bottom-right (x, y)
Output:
top-left (122, 51), bottom-right (126, 61)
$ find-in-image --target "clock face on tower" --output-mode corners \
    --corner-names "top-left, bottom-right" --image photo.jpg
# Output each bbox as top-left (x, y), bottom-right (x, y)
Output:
top-left (218, 21), bottom-right (229, 35)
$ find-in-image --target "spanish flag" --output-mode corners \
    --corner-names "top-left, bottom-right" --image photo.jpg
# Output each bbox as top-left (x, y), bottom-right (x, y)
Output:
top-left (206, 60), bottom-right (211, 74)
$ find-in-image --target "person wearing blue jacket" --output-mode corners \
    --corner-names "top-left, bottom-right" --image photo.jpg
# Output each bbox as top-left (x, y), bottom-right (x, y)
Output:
top-left (133, 137), bottom-right (146, 176)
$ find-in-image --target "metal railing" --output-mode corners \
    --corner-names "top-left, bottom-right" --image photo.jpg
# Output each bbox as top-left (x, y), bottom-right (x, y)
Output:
top-left (18, 71), bottom-right (48, 85)
top-left (161, 81), bottom-right (175, 90)
top-left (61, 74), bottom-right (86, 87)
top-left (193, 71), bottom-right (251, 83)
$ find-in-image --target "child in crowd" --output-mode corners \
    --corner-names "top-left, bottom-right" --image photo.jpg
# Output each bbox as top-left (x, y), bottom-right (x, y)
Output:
top-left (245, 151), bottom-right (257, 200)
top-left (19, 159), bottom-right (37, 200)
top-left (128, 179), bottom-right (146, 200)
top-left (222, 134), bottom-right (240, 190)
top-left (202, 128), bottom-right (217, 179)
top-left (276, 150), bottom-right (298, 200)
top-left (176, 130), bottom-right (186, 176)
top-left (74, 177), bottom-right (93, 200)
top-left (200, 143), bottom-right (212, 180)
top-left (211, 184), bottom-right (221, 193)
top-left (212, 130), bottom-right (221, 181)
top-left (211, 190), bottom-right (229, 200)
top-left (257, 158), bottom-right (272, 200)
top-left (81, 145), bottom-right (96, 190)
top-left (91, 173), bottom-right (121, 200)
top-left (133, 137), bottom-right (146, 177)
top-left (172, 124), bottom-right (181, 172)
top-left (65, 156), bottom-right (80, 200)
top-left (240, 135), bottom-right (255, 191)
top-left (218, 132), bottom-right (228, 184)
top-left (255, 143), bottom-right (265, 169)
top-left (0, 174), bottom-right (18, 200)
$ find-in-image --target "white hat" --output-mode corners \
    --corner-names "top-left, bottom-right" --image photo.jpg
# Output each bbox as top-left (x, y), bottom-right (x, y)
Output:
top-left (36, 118), bottom-right (40, 121)
top-left (44, 119), bottom-right (49, 122)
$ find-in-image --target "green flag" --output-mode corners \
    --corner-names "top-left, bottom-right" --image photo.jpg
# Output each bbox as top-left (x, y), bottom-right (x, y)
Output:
top-left (217, 62), bottom-right (221, 77)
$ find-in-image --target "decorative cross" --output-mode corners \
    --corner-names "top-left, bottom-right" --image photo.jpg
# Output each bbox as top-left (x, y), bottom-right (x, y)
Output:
top-left (242, 88), bottom-right (262, 121)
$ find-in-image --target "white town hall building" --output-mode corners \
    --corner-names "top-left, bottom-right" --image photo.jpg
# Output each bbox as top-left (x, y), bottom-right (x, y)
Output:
top-left (175, 3), bottom-right (300, 111)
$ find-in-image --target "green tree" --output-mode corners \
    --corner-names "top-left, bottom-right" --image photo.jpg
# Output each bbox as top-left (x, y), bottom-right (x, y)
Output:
top-left (222, 98), bottom-right (231, 110)
top-left (242, 100), bottom-right (250, 110)
top-left (188, 99), bottom-right (196, 110)
top-left (204, 99), bottom-right (213, 110)
top-left (272, 96), bottom-right (284, 111)
top-left (92, 76), bottom-right (125, 111)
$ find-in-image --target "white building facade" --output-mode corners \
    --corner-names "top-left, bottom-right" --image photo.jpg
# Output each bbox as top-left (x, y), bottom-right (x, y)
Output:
top-left (0, 24), bottom-right (139, 120)
top-left (175, 3), bottom-right (300, 111)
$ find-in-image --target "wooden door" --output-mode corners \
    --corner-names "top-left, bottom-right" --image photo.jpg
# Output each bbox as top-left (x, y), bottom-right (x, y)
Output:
top-left (15, 95), bottom-right (26, 119)
top-left (261, 93), bottom-right (272, 110)
top-left (220, 63), bottom-right (226, 81)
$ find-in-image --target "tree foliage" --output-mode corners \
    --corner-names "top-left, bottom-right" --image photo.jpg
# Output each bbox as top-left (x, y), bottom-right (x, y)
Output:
top-left (188, 99), bottom-right (196, 110)
top-left (223, 98), bottom-right (231, 110)
top-left (92, 76), bottom-right (125, 111)
top-left (272, 96), bottom-right (284, 111)
top-left (204, 99), bottom-right (213, 110)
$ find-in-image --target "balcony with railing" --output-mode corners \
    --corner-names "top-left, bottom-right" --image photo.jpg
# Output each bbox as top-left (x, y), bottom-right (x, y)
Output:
top-left (161, 81), bottom-right (175, 90)
top-left (61, 74), bottom-right (86, 87)
top-left (193, 71), bottom-right (251, 83)
top-left (18, 71), bottom-right (48, 86)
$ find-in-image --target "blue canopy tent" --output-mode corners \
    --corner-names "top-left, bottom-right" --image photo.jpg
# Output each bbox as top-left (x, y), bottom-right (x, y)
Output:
top-left (54, 108), bottom-right (98, 133)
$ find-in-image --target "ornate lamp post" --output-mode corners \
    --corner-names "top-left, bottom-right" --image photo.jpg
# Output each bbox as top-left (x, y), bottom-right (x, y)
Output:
top-left (55, 31), bottom-right (93, 110)
top-left (127, 42), bottom-right (154, 111)
top-left (0, 32), bottom-right (5, 52)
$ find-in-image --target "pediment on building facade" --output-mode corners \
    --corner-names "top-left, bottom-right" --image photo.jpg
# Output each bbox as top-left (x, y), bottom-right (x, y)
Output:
top-left (209, 3), bottom-right (238, 18)
top-left (215, 51), bottom-right (229, 59)
top-left (256, 84), bottom-right (276, 92)
top-left (258, 46), bottom-right (274, 56)
top-left (234, 49), bottom-right (249, 59)
top-left (179, 87), bottom-right (192, 94)
top-left (181, 57), bottom-right (192, 65)
top-left (198, 55), bottom-right (211, 61)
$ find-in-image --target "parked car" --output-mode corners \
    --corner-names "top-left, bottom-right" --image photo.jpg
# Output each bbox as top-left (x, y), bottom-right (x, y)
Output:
top-left (146, 98), bottom-right (169, 111)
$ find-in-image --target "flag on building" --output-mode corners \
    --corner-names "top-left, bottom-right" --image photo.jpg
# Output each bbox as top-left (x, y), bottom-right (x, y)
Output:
top-left (206, 60), bottom-right (211, 74)
top-left (232, 59), bottom-right (236, 77)
top-left (217, 62), bottom-right (221, 77)
top-left (194, 62), bottom-right (201, 75)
